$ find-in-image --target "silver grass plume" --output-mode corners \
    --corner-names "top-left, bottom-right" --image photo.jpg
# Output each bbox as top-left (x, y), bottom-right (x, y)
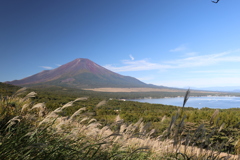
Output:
top-left (25, 91), bottom-right (37, 98)
top-left (31, 103), bottom-right (46, 110)
top-left (22, 91), bottom-right (37, 101)
top-left (160, 115), bottom-right (166, 123)
top-left (134, 118), bottom-right (143, 128)
top-left (181, 88), bottom-right (190, 116)
top-left (12, 87), bottom-right (27, 97)
top-left (96, 100), bottom-right (107, 108)
top-left (115, 115), bottom-right (123, 123)
top-left (62, 97), bottom-right (88, 110)
top-left (61, 101), bottom-right (74, 110)
top-left (88, 118), bottom-right (97, 124)
top-left (86, 122), bottom-right (102, 129)
top-left (167, 114), bottom-right (177, 134)
top-left (99, 126), bottom-right (113, 137)
top-left (6, 116), bottom-right (21, 130)
top-left (52, 107), bottom-right (62, 113)
top-left (79, 117), bottom-right (89, 123)
top-left (21, 103), bottom-right (30, 113)
top-left (38, 113), bottom-right (58, 126)
top-left (69, 107), bottom-right (86, 121)
top-left (31, 103), bottom-right (46, 117)
top-left (210, 109), bottom-right (219, 125)
top-left (139, 122), bottom-right (145, 134)
top-left (183, 88), bottom-right (190, 108)
top-left (125, 118), bottom-right (143, 136)
top-left (218, 123), bottom-right (225, 132)
top-left (74, 97), bottom-right (88, 102)
top-left (147, 129), bottom-right (156, 137)
top-left (120, 124), bottom-right (127, 133)
top-left (139, 122), bottom-right (151, 135)
top-left (38, 108), bottom-right (60, 126)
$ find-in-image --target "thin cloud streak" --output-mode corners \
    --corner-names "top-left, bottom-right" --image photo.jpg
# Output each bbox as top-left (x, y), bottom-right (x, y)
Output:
top-left (104, 60), bottom-right (172, 72)
top-left (170, 45), bottom-right (187, 52)
top-left (166, 51), bottom-right (231, 68)
top-left (158, 77), bottom-right (240, 88)
top-left (129, 54), bottom-right (134, 60)
top-left (40, 66), bottom-right (53, 70)
top-left (183, 52), bottom-right (198, 57)
top-left (105, 50), bottom-right (240, 72)
top-left (190, 69), bottom-right (240, 74)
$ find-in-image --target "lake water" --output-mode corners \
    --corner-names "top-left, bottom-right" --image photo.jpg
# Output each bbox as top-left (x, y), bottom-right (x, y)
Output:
top-left (129, 96), bottom-right (240, 109)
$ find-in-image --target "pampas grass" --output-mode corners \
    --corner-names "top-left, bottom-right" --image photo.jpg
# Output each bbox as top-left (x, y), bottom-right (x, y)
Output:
top-left (31, 102), bottom-right (46, 110)
top-left (12, 87), bottom-right (27, 97)
top-left (69, 107), bottom-right (86, 121)
top-left (210, 109), bottom-right (220, 125)
top-left (2, 88), bottom-right (240, 160)
top-left (88, 118), bottom-right (97, 124)
top-left (73, 97), bottom-right (88, 102)
top-left (96, 100), bottom-right (107, 108)
top-left (21, 103), bottom-right (29, 113)
top-left (22, 91), bottom-right (37, 102)
top-left (6, 115), bottom-right (21, 130)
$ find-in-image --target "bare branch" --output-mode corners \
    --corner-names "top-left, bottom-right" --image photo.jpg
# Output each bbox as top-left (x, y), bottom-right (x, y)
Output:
top-left (212, 0), bottom-right (220, 3)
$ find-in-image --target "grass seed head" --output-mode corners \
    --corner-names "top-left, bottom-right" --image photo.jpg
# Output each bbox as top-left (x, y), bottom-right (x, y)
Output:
top-left (96, 100), bottom-right (107, 108)
top-left (21, 103), bottom-right (30, 113)
top-left (61, 101), bottom-right (74, 110)
top-left (12, 87), bottom-right (27, 97)
top-left (74, 97), bottom-right (88, 102)
top-left (31, 103), bottom-right (46, 110)
top-left (69, 107), bottom-right (86, 121)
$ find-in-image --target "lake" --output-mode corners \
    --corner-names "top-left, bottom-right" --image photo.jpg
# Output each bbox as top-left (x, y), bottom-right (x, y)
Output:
top-left (129, 96), bottom-right (240, 109)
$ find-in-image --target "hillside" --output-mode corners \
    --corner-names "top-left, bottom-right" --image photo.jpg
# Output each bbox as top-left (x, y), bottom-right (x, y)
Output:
top-left (6, 58), bottom-right (153, 88)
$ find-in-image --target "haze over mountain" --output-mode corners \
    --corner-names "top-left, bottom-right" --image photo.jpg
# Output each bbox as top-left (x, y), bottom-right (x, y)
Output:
top-left (190, 86), bottom-right (240, 92)
top-left (6, 58), bottom-right (157, 88)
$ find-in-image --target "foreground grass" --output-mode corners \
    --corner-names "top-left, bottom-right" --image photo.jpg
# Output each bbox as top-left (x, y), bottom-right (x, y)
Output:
top-left (0, 89), bottom-right (151, 160)
top-left (1, 88), bottom-right (240, 159)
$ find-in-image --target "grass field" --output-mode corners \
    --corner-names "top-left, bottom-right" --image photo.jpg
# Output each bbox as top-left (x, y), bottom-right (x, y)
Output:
top-left (1, 88), bottom-right (240, 159)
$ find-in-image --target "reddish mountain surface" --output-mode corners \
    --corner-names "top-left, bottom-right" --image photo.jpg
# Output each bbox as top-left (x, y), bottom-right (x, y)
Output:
top-left (7, 58), bottom-right (149, 88)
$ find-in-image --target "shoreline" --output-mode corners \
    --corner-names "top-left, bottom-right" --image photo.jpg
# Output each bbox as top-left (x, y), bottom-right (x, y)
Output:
top-left (83, 87), bottom-right (218, 93)
top-left (127, 96), bottom-right (240, 109)
top-left (127, 95), bottom-right (238, 100)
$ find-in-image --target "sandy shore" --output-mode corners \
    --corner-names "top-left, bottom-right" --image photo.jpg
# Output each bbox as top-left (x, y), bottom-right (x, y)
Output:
top-left (83, 87), bottom-right (181, 92)
top-left (83, 87), bottom-right (216, 93)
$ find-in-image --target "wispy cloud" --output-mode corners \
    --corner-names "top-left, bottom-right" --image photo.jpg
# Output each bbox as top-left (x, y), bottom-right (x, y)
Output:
top-left (40, 66), bottom-right (53, 70)
top-left (104, 59), bottom-right (172, 72)
top-left (183, 52), bottom-right (198, 57)
top-left (190, 69), bottom-right (240, 74)
top-left (158, 77), bottom-right (240, 88)
top-left (170, 44), bottom-right (187, 52)
top-left (166, 51), bottom-right (231, 68)
top-left (129, 54), bottom-right (134, 60)
top-left (104, 49), bottom-right (240, 72)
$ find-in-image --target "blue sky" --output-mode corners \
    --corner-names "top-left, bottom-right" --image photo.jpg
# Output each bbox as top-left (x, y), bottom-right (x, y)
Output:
top-left (1, 0), bottom-right (240, 88)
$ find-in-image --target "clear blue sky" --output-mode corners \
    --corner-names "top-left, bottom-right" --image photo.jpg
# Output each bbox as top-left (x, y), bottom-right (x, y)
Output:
top-left (1, 0), bottom-right (240, 88)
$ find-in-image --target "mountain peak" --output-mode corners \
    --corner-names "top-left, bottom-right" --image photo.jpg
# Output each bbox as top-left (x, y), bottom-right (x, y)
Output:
top-left (72, 58), bottom-right (91, 63)
top-left (58, 58), bottom-right (110, 75)
top-left (6, 58), bottom-right (149, 88)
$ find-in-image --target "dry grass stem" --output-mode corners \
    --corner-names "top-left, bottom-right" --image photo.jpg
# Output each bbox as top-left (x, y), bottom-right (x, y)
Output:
top-left (96, 100), bottom-right (107, 107)
top-left (69, 107), bottom-right (86, 121)
top-left (74, 97), bottom-right (88, 102)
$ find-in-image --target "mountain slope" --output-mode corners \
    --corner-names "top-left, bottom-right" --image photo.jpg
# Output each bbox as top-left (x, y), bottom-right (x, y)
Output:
top-left (6, 58), bottom-right (150, 88)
